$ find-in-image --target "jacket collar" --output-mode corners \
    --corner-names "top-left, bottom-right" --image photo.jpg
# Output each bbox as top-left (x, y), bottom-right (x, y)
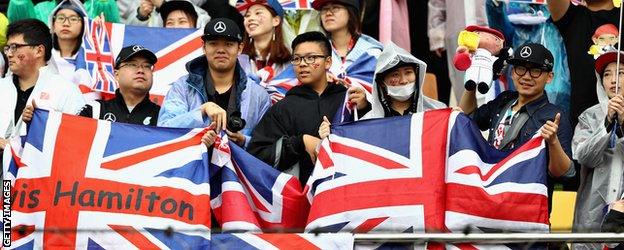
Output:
top-left (113, 88), bottom-right (153, 113)
top-left (514, 91), bottom-right (550, 116)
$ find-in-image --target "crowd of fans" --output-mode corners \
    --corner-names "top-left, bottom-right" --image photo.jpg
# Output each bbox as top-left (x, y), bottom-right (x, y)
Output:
top-left (2, 0), bottom-right (624, 248)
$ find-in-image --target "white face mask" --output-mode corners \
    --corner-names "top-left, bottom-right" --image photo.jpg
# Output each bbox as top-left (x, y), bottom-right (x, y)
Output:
top-left (386, 82), bottom-right (416, 101)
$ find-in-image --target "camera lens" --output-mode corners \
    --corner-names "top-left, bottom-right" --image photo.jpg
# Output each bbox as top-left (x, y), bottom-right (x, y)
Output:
top-left (227, 111), bottom-right (246, 133)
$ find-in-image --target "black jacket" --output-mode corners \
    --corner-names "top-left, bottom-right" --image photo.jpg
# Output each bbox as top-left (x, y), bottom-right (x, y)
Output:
top-left (79, 89), bottom-right (161, 126)
top-left (248, 83), bottom-right (347, 185)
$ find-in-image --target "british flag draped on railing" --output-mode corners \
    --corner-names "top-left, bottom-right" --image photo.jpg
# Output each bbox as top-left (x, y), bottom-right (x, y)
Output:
top-left (75, 20), bottom-right (204, 104)
top-left (305, 109), bottom-right (550, 249)
top-left (209, 135), bottom-right (309, 232)
top-left (211, 233), bottom-right (353, 249)
top-left (3, 110), bottom-right (211, 249)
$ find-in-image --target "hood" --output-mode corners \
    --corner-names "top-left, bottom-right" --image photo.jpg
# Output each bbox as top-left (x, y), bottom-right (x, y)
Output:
top-left (363, 42), bottom-right (445, 119)
top-left (48, 0), bottom-right (88, 70)
top-left (286, 82), bottom-right (346, 100)
top-left (48, 0), bottom-right (88, 32)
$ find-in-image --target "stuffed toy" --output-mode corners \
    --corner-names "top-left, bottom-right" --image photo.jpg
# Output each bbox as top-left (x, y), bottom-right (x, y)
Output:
top-left (453, 25), bottom-right (511, 94)
top-left (588, 24), bottom-right (619, 59)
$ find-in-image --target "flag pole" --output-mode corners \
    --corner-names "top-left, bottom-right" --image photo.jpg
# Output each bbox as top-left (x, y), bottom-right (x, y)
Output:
top-left (610, 2), bottom-right (623, 148)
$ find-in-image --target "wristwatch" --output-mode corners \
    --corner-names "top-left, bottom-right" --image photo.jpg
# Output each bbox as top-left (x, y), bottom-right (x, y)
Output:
top-left (136, 7), bottom-right (150, 21)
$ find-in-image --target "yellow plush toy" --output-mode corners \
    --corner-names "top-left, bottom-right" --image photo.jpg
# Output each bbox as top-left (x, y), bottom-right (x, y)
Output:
top-left (457, 30), bottom-right (480, 52)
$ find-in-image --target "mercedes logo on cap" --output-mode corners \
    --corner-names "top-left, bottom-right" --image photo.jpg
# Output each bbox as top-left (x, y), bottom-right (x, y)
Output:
top-left (214, 21), bottom-right (226, 33)
top-left (132, 45), bottom-right (144, 52)
top-left (520, 46), bottom-right (532, 58)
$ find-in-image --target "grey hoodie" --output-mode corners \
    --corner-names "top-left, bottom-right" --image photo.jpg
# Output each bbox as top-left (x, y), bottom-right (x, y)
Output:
top-left (362, 42), bottom-right (446, 119)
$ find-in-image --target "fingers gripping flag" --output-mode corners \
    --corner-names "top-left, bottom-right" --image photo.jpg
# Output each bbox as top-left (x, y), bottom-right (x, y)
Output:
top-left (210, 135), bottom-right (310, 232)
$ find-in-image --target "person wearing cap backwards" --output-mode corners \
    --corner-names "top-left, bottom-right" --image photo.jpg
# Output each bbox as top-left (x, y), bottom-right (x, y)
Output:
top-left (459, 43), bottom-right (575, 207)
top-left (119, 0), bottom-right (210, 28)
top-left (239, 0), bottom-right (296, 104)
top-left (311, 0), bottom-right (382, 97)
top-left (78, 45), bottom-right (160, 126)
top-left (248, 31), bottom-right (347, 186)
top-left (158, 18), bottom-right (270, 149)
top-left (572, 51), bottom-right (624, 245)
top-left (0, 19), bottom-right (85, 150)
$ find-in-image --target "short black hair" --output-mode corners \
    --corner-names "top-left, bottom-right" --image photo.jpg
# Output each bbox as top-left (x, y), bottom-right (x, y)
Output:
top-left (7, 19), bottom-right (53, 61)
top-left (291, 31), bottom-right (331, 56)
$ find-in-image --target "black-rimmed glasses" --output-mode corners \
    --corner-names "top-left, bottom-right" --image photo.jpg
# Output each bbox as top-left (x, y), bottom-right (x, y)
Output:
top-left (291, 55), bottom-right (328, 65)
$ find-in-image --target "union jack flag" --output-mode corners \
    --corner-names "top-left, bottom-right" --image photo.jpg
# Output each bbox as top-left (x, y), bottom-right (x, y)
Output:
top-left (78, 19), bottom-right (116, 94)
top-left (4, 110), bottom-right (211, 249)
top-left (76, 21), bottom-right (204, 104)
top-left (306, 109), bottom-right (549, 249)
top-left (255, 64), bottom-right (299, 104)
top-left (210, 134), bottom-right (309, 232)
top-left (331, 47), bottom-right (380, 123)
top-left (211, 233), bottom-right (353, 249)
top-left (236, 0), bottom-right (311, 11)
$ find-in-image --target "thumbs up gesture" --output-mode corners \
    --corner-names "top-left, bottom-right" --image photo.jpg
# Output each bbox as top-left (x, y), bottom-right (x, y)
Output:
top-left (540, 113), bottom-right (561, 145)
top-left (22, 99), bottom-right (38, 123)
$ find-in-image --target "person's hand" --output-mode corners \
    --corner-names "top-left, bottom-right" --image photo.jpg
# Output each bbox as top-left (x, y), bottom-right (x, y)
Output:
top-left (22, 99), bottom-right (37, 122)
top-left (201, 102), bottom-right (227, 132)
top-left (149, 0), bottom-right (164, 8)
top-left (608, 94), bottom-right (624, 124)
top-left (540, 113), bottom-right (561, 145)
top-left (348, 87), bottom-right (367, 110)
top-left (138, 0), bottom-right (154, 18)
top-left (612, 199), bottom-right (624, 213)
top-left (0, 138), bottom-right (7, 150)
top-left (92, 13), bottom-right (106, 26)
top-left (226, 130), bottom-right (246, 147)
top-left (318, 116), bottom-right (331, 139)
top-left (327, 72), bottom-right (348, 87)
top-left (201, 122), bottom-right (218, 148)
top-left (303, 134), bottom-right (321, 164)
top-left (451, 106), bottom-right (463, 112)
top-left (434, 48), bottom-right (446, 58)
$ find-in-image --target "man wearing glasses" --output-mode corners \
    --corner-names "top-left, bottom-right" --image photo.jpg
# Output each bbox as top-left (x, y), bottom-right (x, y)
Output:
top-left (248, 31), bottom-right (347, 185)
top-left (0, 19), bottom-right (85, 149)
top-left (459, 42), bottom-right (574, 206)
top-left (79, 45), bottom-right (160, 126)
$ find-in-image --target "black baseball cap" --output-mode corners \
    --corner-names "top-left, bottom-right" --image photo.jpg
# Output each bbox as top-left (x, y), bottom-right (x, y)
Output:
top-left (507, 43), bottom-right (554, 71)
top-left (202, 18), bottom-right (242, 42)
top-left (159, 0), bottom-right (198, 26)
top-left (312, 0), bottom-right (360, 13)
top-left (115, 45), bottom-right (157, 69)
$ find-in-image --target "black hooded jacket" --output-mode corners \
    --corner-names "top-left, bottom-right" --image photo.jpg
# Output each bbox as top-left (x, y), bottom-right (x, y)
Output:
top-left (248, 83), bottom-right (347, 185)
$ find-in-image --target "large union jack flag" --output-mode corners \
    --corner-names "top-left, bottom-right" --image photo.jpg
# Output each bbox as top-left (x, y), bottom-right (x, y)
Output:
top-left (75, 21), bottom-right (204, 104)
top-left (306, 109), bottom-right (549, 249)
top-left (210, 135), bottom-right (309, 232)
top-left (4, 110), bottom-right (211, 249)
